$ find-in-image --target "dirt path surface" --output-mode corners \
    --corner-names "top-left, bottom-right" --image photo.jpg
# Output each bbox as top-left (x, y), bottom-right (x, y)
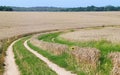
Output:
top-left (24, 40), bottom-right (76, 75)
top-left (4, 40), bottom-right (20, 75)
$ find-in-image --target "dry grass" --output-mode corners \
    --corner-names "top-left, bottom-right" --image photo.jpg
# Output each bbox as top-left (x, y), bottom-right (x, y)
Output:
top-left (108, 52), bottom-right (120, 75)
top-left (29, 31), bottom-right (120, 75)
top-left (30, 32), bottom-right (103, 74)
top-left (60, 27), bottom-right (120, 43)
top-left (71, 46), bottom-right (100, 68)
top-left (0, 12), bottom-right (120, 40)
top-left (30, 36), bottom-right (68, 55)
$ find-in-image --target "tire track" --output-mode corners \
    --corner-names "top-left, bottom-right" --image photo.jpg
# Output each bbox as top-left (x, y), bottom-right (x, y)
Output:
top-left (24, 40), bottom-right (76, 75)
top-left (4, 39), bottom-right (20, 75)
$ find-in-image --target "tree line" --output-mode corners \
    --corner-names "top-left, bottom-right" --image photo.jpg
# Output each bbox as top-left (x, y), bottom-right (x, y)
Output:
top-left (1, 5), bottom-right (120, 11)
top-left (0, 6), bottom-right (13, 11)
top-left (62, 5), bottom-right (120, 11)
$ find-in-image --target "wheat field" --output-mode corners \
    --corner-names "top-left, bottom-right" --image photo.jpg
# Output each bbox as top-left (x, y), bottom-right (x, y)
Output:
top-left (1, 12), bottom-right (120, 75)
top-left (59, 27), bottom-right (120, 43)
top-left (0, 12), bottom-right (120, 40)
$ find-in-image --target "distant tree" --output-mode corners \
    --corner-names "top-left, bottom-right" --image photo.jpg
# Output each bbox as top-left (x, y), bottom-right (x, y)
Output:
top-left (0, 6), bottom-right (13, 11)
top-left (86, 6), bottom-right (96, 11)
top-left (63, 5), bottom-right (120, 11)
top-left (1, 5), bottom-right (120, 11)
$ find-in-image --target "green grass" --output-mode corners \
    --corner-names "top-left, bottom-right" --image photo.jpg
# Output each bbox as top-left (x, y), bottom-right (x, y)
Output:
top-left (36, 32), bottom-right (120, 75)
top-left (13, 37), bottom-right (57, 75)
top-left (38, 32), bottom-right (62, 42)
top-left (28, 41), bottom-right (68, 67)
top-left (28, 41), bottom-right (88, 75)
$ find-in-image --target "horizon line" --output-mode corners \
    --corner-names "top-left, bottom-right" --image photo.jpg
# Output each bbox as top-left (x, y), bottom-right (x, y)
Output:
top-left (1, 5), bottom-right (120, 8)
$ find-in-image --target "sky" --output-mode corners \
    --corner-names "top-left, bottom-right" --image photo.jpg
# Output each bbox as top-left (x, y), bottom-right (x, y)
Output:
top-left (0, 0), bottom-right (120, 7)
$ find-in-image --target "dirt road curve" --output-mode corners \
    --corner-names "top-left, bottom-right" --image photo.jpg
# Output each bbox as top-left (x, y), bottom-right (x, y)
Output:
top-left (24, 40), bottom-right (76, 75)
top-left (4, 40), bottom-right (20, 75)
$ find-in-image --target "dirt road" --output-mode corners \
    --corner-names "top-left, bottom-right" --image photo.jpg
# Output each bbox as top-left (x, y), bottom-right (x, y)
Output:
top-left (4, 39), bottom-right (20, 75)
top-left (24, 40), bottom-right (76, 75)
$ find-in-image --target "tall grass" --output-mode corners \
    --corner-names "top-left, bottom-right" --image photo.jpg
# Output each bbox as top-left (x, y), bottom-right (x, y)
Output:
top-left (37, 32), bottom-right (120, 75)
top-left (13, 37), bottom-right (57, 75)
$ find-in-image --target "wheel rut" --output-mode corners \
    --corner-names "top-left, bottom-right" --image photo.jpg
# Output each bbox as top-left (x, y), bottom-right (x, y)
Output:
top-left (4, 39), bottom-right (20, 75)
top-left (24, 40), bottom-right (76, 75)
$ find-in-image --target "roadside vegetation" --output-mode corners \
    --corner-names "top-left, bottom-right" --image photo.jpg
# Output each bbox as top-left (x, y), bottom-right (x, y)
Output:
top-left (1, 27), bottom-right (119, 75)
top-left (0, 37), bottom-right (18, 75)
top-left (0, 33), bottom-right (39, 74)
top-left (33, 31), bottom-right (120, 75)
top-left (28, 40), bottom-right (88, 75)
top-left (13, 37), bottom-right (57, 75)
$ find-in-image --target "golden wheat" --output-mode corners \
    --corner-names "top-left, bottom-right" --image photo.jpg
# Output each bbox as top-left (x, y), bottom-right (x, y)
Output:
top-left (60, 27), bottom-right (120, 43)
top-left (108, 52), bottom-right (120, 75)
top-left (30, 34), bottom-right (68, 55)
top-left (0, 12), bottom-right (120, 40)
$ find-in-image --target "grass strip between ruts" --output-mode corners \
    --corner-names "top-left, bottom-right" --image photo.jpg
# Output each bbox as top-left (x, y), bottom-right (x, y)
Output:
top-left (13, 37), bottom-right (57, 75)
